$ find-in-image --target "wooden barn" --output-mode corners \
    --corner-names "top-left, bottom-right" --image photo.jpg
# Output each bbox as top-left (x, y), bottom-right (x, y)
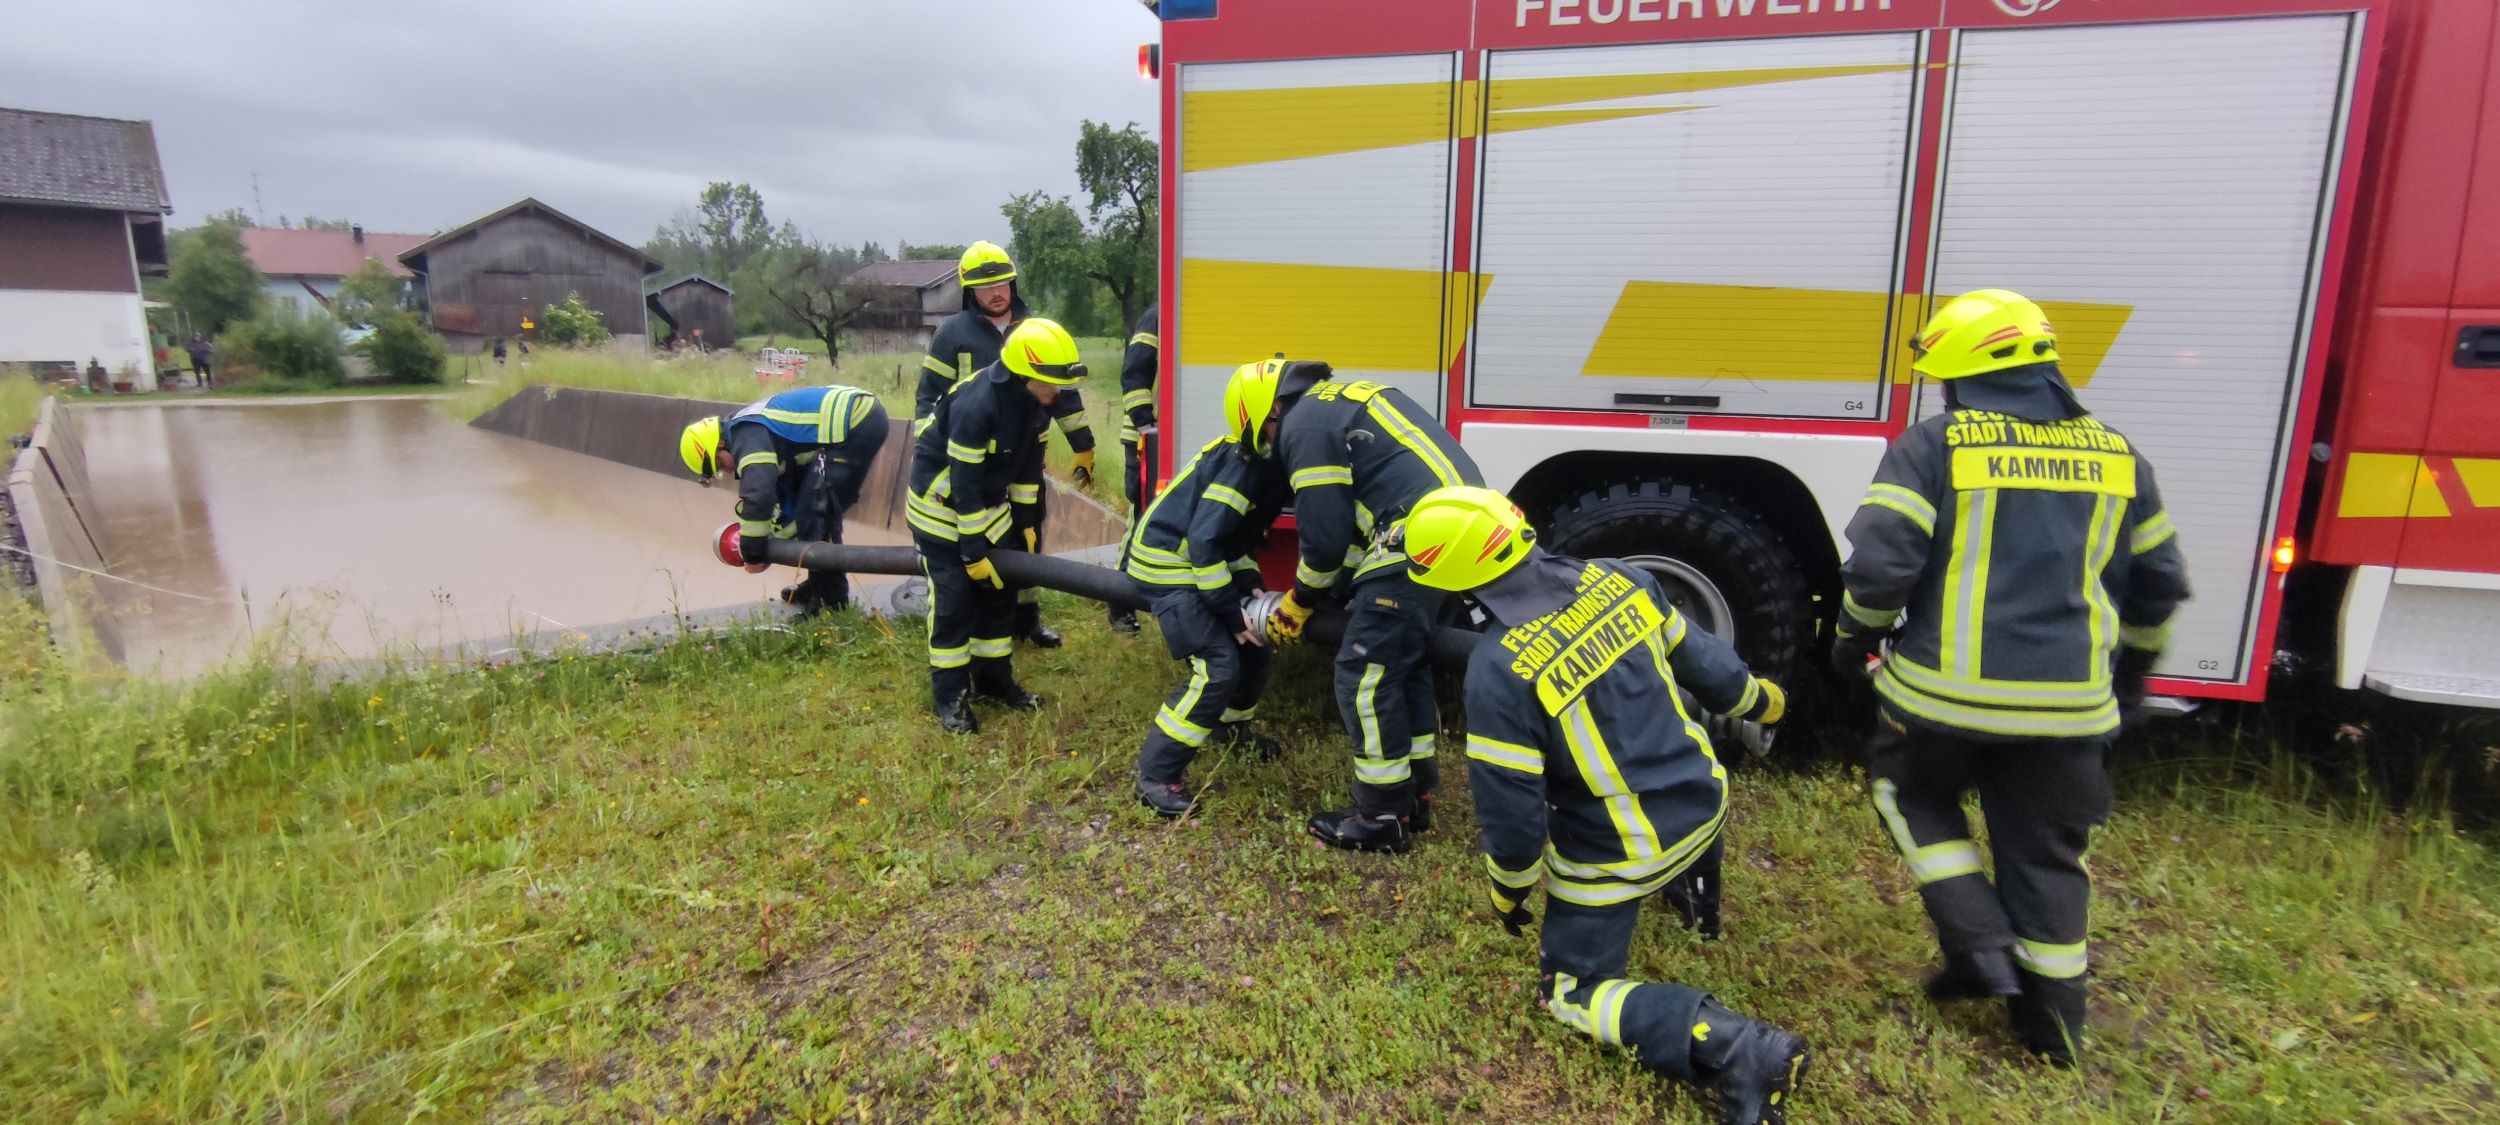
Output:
top-left (398, 198), bottom-right (662, 351)
top-left (646, 275), bottom-right (734, 351)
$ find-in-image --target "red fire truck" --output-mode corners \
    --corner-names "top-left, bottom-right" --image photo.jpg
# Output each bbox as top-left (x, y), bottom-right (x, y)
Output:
top-left (1140, 0), bottom-right (2500, 710)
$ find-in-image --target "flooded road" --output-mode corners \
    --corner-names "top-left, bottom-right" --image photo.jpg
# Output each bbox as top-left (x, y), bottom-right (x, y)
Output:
top-left (79, 398), bottom-right (885, 674)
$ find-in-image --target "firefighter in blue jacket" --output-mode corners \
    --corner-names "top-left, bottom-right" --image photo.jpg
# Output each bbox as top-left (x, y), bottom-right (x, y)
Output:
top-left (1834, 289), bottom-right (2191, 1066)
top-left (1404, 485), bottom-right (1807, 1125)
top-left (1121, 433), bottom-right (1286, 816)
top-left (907, 318), bottom-right (1086, 735)
top-left (677, 384), bottom-right (890, 614)
top-left (1224, 357), bottom-right (1484, 854)
top-left (916, 241), bottom-right (1094, 649)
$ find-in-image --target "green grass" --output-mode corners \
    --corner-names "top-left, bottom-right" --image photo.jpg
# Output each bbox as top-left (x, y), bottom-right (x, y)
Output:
top-left (5, 588), bottom-right (2498, 1122)
top-left (2, 367), bottom-right (65, 439)
top-left (444, 339), bottom-right (1138, 500)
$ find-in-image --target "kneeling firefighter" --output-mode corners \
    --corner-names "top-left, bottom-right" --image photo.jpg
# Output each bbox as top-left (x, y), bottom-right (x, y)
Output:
top-left (1122, 432), bottom-right (1287, 817)
top-left (679, 383), bottom-right (891, 614)
top-left (1833, 289), bottom-right (2189, 1066)
top-left (1406, 486), bottom-right (1808, 1125)
top-left (906, 317), bottom-right (1087, 735)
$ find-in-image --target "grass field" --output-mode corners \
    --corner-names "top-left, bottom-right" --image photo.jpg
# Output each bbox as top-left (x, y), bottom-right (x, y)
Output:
top-left (443, 340), bottom-right (1138, 500)
top-left (2, 367), bottom-right (62, 439)
top-left (6, 581), bottom-right (2498, 1123)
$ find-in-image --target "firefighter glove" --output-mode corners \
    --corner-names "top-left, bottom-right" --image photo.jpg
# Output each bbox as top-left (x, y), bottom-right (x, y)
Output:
top-left (965, 557), bottom-right (1005, 590)
top-left (1268, 588), bottom-right (1315, 646)
top-left (1021, 527), bottom-right (1039, 553)
top-left (1744, 679), bottom-right (1787, 726)
top-left (1485, 883), bottom-right (1536, 938)
top-left (2115, 645), bottom-right (2160, 720)
top-left (1831, 630), bottom-right (1886, 684)
top-left (1071, 449), bottom-right (1095, 486)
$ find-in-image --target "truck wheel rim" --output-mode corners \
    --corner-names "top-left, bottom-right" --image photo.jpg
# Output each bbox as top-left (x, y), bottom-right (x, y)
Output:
top-left (1622, 554), bottom-right (1735, 645)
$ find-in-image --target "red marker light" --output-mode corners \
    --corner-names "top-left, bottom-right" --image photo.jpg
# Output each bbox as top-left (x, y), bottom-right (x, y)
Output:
top-left (2272, 537), bottom-right (2297, 574)
top-left (1138, 43), bottom-right (1160, 81)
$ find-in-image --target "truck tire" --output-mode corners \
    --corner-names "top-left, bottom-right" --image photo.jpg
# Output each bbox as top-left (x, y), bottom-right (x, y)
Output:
top-left (1541, 480), bottom-right (1813, 682)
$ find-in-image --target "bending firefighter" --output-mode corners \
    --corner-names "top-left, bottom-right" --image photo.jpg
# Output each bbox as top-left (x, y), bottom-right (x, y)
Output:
top-left (915, 240), bottom-right (1095, 648)
top-left (1834, 289), bottom-right (2190, 1067)
top-left (1226, 357), bottom-right (1484, 854)
top-left (1407, 487), bottom-right (1807, 1125)
top-left (678, 384), bottom-right (892, 614)
top-left (1122, 433), bottom-right (1286, 816)
top-left (907, 318), bottom-right (1088, 734)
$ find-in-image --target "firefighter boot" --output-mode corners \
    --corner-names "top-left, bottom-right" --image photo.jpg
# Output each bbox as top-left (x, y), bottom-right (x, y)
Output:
top-left (1689, 999), bottom-right (1810, 1125)
top-left (934, 692), bottom-right (980, 736)
top-left (1307, 782), bottom-right (1415, 855)
top-left (973, 662), bottom-right (1045, 712)
top-left (1136, 777), bottom-right (1197, 818)
top-left (1013, 603), bottom-right (1063, 649)
top-left (1925, 948), bottom-right (2024, 1003)
top-left (2007, 973), bottom-right (2087, 1068)
top-left (1108, 604), bottom-right (1141, 636)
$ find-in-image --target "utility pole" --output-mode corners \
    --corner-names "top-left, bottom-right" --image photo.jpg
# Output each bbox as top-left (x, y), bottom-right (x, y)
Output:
top-left (251, 172), bottom-right (265, 225)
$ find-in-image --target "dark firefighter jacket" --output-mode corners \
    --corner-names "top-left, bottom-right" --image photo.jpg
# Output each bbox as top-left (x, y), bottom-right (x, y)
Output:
top-left (1840, 362), bottom-right (2192, 740)
top-left (1121, 435), bottom-right (1283, 615)
top-left (907, 363), bottom-right (1045, 562)
top-left (723, 385), bottom-right (889, 562)
top-left (913, 289), bottom-right (1092, 454)
top-left (1119, 304), bottom-right (1159, 444)
top-left (1273, 371), bottom-right (1483, 597)
top-left (1465, 553), bottom-right (1780, 909)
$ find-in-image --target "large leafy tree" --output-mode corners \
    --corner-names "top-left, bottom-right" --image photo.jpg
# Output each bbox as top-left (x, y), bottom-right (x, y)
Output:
top-left (165, 223), bottom-right (265, 333)
top-left (1001, 191), bottom-right (1092, 327)
top-left (1074, 121), bottom-right (1158, 334)
top-left (329, 258), bottom-right (404, 326)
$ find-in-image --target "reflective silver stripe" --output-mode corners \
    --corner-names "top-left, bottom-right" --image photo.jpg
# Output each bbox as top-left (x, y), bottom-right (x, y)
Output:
top-left (1290, 465), bottom-right (1353, 490)
top-left (1880, 653), bottom-right (2110, 706)
top-left (1906, 840), bottom-right (1984, 885)
top-left (1861, 482), bottom-right (1938, 536)
top-left (1465, 735), bottom-right (1543, 775)
top-left (921, 355), bottom-right (953, 377)
top-left (737, 518), bottom-right (773, 538)
top-left (2083, 494), bottom-right (2124, 664)
top-left (1842, 591), bottom-right (1899, 630)
top-left (2013, 938), bottom-right (2088, 980)
top-left (968, 636), bottom-right (1013, 659)
top-left (1409, 733), bottom-right (1436, 759)
top-left (948, 440), bottom-right (986, 464)
top-left (1364, 396), bottom-right (1465, 487)
top-left (1204, 484), bottom-right (1250, 513)
top-left (1157, 658), bottom-right (1213, 745)
top-left (1122, 389), bottom-right (1156, 408)
top-left (2132, 510), bottom-right (2176, 555)
top-left (2118, 622), bottom-right (2169, 651)
top-left (1352, 756), bottom-right (1411, 784)
top-left (1296, 559), bottom-right (1340, 589)
top-left (1872, 673), bottom-right (2121, 739)
top-left (1557, 700), bottom-right (1660, 862)
top-left (1485, 853), bottom-right (1544, 889)
top-left (1129, 332), bottom-right (1158, 348)
top-left (1353, 663), bottom-right (1387, 759)
top-left (1940, 490), bottom-right (1996, 679)
top-left (1007, 483), bottom-right (1040, 503)
top-left (735, 450), bottom-right (779, 473)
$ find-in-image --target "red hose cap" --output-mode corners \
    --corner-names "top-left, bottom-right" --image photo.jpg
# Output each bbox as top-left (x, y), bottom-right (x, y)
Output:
top-left (713, 522), bottom-right (745, 567)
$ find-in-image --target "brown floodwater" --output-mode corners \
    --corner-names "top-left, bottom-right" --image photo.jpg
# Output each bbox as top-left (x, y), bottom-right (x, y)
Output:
top-left (78, 398), bottom-right (892, 674)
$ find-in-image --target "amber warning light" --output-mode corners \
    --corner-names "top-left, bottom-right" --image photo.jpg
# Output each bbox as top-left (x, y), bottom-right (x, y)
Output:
top-left (1138, 43), bottom-right (1160, 81)
top-left (2273, 537), bottom-right (2297, 574)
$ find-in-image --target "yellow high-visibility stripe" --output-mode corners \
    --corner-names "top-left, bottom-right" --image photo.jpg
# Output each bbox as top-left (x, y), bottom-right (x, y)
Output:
top-left (1157, 658), bottom-right (1213, 746)
top-left (737, 518), bottom-right (774, 538)
top-left (2119, 622), bottom-right (2169, 651)
top-left (1130, 332), bottom-right (1159, 349)
top-left (1123, 389), bottom-right (1156, 409)
top-left (1872, 674), bottom-right (2121, 739)
top-left (2132, 510), bottom-right (2177, 554)
top-left (1862, 483), bottom-right (1937, 537)
top-left (969, 636), bottom-right (1012, 659)
top-left (1204, 483), bottom-right (1250, 513)
top-left (1941, 490), bottom-right (1996, 679)
top-left (1878, 653), bottom-right (2110, 706)
top-left (1485, 853), bottom-right (1544, 889)
top-left (734, 450), bottom-right (779, 474)
top-left (1291, 465), bottom-right (1354, 490)
top-left (1842, 591), bottom-right (1899, 630)
top-left (1296, 559), bottom-right (1340, 589)
top-left (1558, 699), bottom-right (1660, 862)
top-left (2014, 938), bottom-right (2088, 980)
top-left (1354, 663), bottom-right (1387, 759)
top-left (1465, 735), bottom-right (1544, 775)
top-left (1364, 396), bottom-right (1464, 487)
top-left (1007, 483), bottom-right (1040, 504)
top-left (2083, 494), bottom-right (2123, 664)
top-left (948, 440), bottom-right (985, 464)
top-left (921, 355), bottom-right (952, 377)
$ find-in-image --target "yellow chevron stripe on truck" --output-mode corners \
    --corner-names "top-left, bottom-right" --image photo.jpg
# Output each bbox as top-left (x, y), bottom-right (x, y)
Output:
top-left (1581, 282), bottom-right (2133, 387)
top-left (1182, 63), bottom-right (1928, 173)
top-left (1178, 261), bottom-right (1486, 375)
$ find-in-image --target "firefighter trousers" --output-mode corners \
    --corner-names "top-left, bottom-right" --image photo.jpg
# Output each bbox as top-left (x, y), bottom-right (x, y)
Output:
top-left (1538, 893), bottom-right (1716, 1083)
top-left (1136, 589), bottom-right (1271, 783)
top-left (915, 532), bottom-right (1019, 704)
top-left (1868, 710), bottom-right (2109, 1038)
top-left (1332, 570), bottom-right (1442, 815)
top-left (788, 457), bottom-right (864, 612)
top-left (1122, 436), bottom-right (1146, 516)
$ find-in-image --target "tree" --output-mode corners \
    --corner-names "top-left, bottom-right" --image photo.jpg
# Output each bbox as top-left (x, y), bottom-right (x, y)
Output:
top-left (697, 182), bottom-right (774, 276)
top-left (365, 308), bottom-right (446, 383)
top-left (538, 294), bottom-right (610, 347)
top-left (165, 223), bottom-right (265, 333)
top-left (330, 258), bottom-right (404, 326)
top-left (764, 244), bottom-right (894, 364)
top-left (221, 305), bottom-right (344, 386)
top-left (1074, 121), bottom-right (1159, 333)
top-left (901, 242), bottom-right (967, 263)
top-left (1001, 191), bottom-right (1092, 327)
top-left (199, 207), bottom-right (255, 229)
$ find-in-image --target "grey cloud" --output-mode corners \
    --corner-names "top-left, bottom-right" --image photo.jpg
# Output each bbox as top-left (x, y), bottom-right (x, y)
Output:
top-left (0, 0), bottom-right (1160, 246)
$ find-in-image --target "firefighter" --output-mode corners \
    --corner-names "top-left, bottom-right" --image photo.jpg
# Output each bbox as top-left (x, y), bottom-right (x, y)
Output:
top-left (907, 318), bottom-right (1087, 735)
top-left (1834, 289), bottom-right (2190, 1067)
top-left (1224, 357), bottom-right (1484, 854)
top-left (1404, 485), bottom-right (1807, 1125)
top-left (677, 383), bottom-right (891, 614)
top-left (1123, 431), bottom-right (1287, 816)
top-left (1107, 301), bottom-right (1162, 637)
top-left (915, 241), bottom-right (1095, 649)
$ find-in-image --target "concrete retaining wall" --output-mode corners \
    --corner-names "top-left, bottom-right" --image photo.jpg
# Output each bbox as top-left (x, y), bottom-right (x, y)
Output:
top-left (6, 397), bottom-right (125, 663)
top-left (469, 385), bottom-right (1126, 548)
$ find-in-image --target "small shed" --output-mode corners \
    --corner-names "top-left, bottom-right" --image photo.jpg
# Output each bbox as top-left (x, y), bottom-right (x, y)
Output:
top-left (398, 197), bottom-right (663, 351)
top-left (847, 259), bottom-right (959, 350)
top-left (647, 275), bottom-right (735, 351)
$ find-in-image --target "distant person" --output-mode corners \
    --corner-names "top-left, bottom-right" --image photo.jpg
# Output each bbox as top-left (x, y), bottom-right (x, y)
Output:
top-left (492, 338), bottom-right (508, 366)
top-left (691, 327), bottom-right (707, 353)
top-left (85, 358), bottom-right (110, 393)
top-left (187, 334), bottom-right (215, 388)
top-left (677, 383), bottom-right (892, 616)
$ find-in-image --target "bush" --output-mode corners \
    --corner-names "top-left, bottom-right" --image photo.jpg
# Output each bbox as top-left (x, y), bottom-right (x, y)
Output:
top-left (219, 307), bottom-right (345, 387)
top-left (538, 293), bottom-right (610, 348)
top-left (365, 310), bottom-right (446, 383)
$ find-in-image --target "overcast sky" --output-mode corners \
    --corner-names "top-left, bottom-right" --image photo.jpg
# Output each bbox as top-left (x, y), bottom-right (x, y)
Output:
top-left (0, 0), bottom-right (1162, 248)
